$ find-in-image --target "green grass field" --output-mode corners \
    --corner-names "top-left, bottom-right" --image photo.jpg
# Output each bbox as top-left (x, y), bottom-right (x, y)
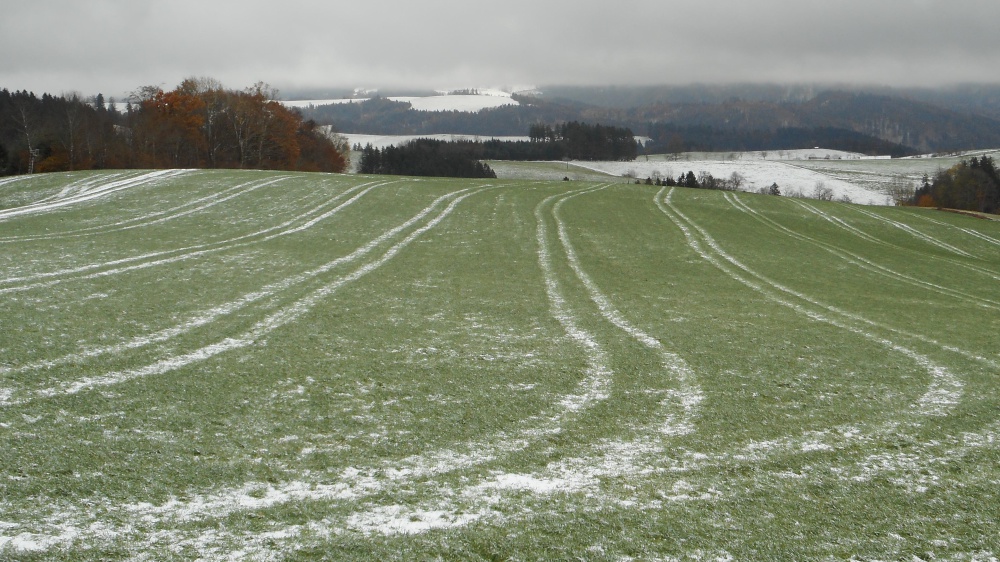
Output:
top-left (1, 170), bottom-right (998, 560)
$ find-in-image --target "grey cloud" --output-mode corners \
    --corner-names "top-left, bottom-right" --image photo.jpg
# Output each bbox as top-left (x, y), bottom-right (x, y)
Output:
top-left (2, 0), bottom-right (999, 96)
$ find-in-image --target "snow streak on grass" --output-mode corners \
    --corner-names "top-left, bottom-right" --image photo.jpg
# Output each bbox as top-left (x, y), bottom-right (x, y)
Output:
top-left (0, 169), bottom-right (189, 222)
top-left (724, 193), bottom-right (1000, 310)
top-left (533, 187), bottom-right (614, 413)
top-left (852, 206), bottom-right (975, 258)
top-left (1, 172), bottom-right (998, 560)
top-left (656, 187), bottom-right (963, 417)
top-left (5, 186), bottom-right (483, 404)
top-left (551, 186), bottom-right (702, 435)
top-left (791, 198), bottom-right (1000, 282)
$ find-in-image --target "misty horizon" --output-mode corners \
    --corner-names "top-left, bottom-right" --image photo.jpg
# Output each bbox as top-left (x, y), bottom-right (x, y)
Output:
top-left (4, 0), bottom-right (1000, 99)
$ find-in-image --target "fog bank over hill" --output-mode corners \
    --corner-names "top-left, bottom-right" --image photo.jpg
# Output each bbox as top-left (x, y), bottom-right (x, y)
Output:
top-left (540, 83), bottom-right (1000, 121)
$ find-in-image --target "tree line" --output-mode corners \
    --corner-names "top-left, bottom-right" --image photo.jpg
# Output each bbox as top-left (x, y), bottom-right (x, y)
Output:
top-left (379, 121), bottom-right (636, 164)
top-left (629, 170), bottom-right (746, 191)
top-left (526, 122), bottom-right (637, 161)
top-left (643, 124), bottom-right (915, 158)
top-left (911, 156), bottom-right (1000, 213)
top-left (0, 78), bottom-right (347, 176)
top-left (357, 140), bottom-right (496, 178)
top-left (355, 122), bottom-right (637, 178)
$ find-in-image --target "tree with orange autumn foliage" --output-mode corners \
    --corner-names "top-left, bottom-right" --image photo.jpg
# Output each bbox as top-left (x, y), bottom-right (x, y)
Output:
top-left (140, 89), bottom-right (207, 167)
top-left (0, 78), bottom-right (347, 175)
top-left (911, 157), bottom-right (1000, 213)
top-left (129, 79), bottom-right (346, 172)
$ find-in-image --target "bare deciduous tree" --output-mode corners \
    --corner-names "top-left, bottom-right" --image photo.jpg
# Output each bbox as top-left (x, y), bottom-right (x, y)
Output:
top-left (813, 180), bottom-right (834, 201)
top-left (887, 175), bottom-right (916, 206)
top-left (729, 172), bottom-right (745, 191)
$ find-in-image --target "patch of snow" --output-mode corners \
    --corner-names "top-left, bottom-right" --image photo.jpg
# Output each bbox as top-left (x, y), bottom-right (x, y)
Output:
top-left (390, 95), bottom-right (518, 112)
top-left (482, 473), bottom-right (583, 494)
top-left (345, 505), bottom-right (483, 536)
top-left (801, 441), bottom-right (834, 452)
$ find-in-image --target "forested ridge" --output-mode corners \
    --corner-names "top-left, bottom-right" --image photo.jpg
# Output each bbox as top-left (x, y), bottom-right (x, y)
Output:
top-left (300, 88), bottom-right (1000, 156)
top-left (642, 123), bottom-right (915, 158)
top-left (0, 78), bottom-right (347, 176)
top-left (304, 94), bottom-right (587, 137)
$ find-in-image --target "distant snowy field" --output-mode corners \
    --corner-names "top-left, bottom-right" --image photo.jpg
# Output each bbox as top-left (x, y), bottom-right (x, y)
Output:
top-left (282, 89), bottom-right (521, 113)
top-left (331, 139), bottom-right (999, 205)
top-left (571, 157), bottom-right (895, 205)
top-left (674, 149), bottom-right (881, 161)
top-left (519, 148), bottom-right (1000, 206)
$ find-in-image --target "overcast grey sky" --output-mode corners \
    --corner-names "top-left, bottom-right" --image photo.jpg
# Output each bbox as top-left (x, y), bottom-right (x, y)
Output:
top-left (3, 0), bottom-right (999, 97)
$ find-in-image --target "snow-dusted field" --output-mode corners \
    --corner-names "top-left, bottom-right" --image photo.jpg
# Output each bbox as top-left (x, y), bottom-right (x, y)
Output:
top-left (279, 98), bottom-right (365, 108)
top-left (1, 171), bottom-right (998, 559)
top-left (666, 148), bottom-right (877, 161)
top-left (495, 148), bottom-right (1000, 205)
top-left (392, 94), bottom-right (518, 112)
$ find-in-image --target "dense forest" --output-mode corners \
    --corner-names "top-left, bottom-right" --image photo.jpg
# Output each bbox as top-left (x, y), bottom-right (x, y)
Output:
top-left (911, 156), bottom-right (1000, 213)
top-left (358, 139), bottom-right (496, 178)
top-left (524, 122), bottom-right (637, 161)
top-left (544, 83), bottom-right (1000, 124)
top-left (0, 78), bottom-right (347, 176)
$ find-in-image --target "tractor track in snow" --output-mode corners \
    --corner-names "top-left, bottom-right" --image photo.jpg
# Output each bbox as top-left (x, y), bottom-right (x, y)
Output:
top-left (0, 179), bottom-right (392, 294)
top-left (0, 169), bottom-right (190, 223)
top-left (552, 186), bottom-right (702, 435)
top-left (908, 211), bottom-right (1000, 248)
top-left (3, 182), bottom-right (996, 559)
top-left (0, 174), bottom-right (297, 244)
top-left (0, 186), bottom-right (477, 403)
top-left (851, 205), bottom-right (975, 258)
top-left (656, 187), bottom-right (962, 418)
top-left (0, 184), bottom-right (624, 551)
top-left (791, 198), bottom-right (1000, 282)
top-left (724, 193), bottom-right (1000, 311)
top-left (0, 184), bottom-right (686, 552)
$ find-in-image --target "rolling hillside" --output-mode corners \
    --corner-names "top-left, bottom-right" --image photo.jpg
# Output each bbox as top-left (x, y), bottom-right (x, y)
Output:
top-left (1, 170), bottom-right (998, 560)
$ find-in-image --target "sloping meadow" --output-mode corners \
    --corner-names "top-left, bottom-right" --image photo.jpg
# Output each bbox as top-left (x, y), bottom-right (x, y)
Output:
top-left (1, 170), bottom-right (998, 560)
